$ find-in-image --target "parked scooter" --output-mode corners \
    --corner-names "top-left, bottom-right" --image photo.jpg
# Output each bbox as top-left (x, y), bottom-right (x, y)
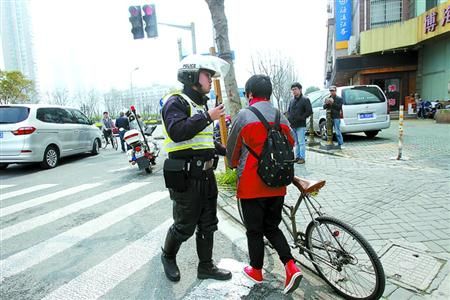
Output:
top-left (123, 106), bottom-right (159, 173)
top-left (418, 100), bottom-right (433, 119)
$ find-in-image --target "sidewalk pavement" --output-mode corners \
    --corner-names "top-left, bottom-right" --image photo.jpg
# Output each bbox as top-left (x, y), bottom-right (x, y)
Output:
top-left (217, 119), bottom-right (450, 299)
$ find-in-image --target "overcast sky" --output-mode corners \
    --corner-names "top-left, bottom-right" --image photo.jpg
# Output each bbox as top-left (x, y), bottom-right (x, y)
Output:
top-left (29, 0), bottom-right (328, 94)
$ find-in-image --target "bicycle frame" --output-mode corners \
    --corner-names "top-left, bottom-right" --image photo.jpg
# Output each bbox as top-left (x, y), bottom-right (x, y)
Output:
top-left (281, 192), bottom-right (351, 272)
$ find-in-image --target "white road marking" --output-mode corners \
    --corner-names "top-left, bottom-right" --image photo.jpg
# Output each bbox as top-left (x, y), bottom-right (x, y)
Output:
top-left (184, 258), bottom-right (256, 300)
top-left (0, 184), bottom-right (57, 201)
top-left (0, 190), bottom-right (169, 282)
top-left (0, 184), bottom-right (15, 189)
top-left (42, 214), bottom-right (256, 300)
top-left (182, 213), bottom-right (258, 299)
top-left (0, 182), bottom-right (149, 240)
top-left (108, 167), bottom-right (131, 173)
top-left (41, 219), bottom-right (172, 300)
top-left (1, 183), bottom-right (102, 217)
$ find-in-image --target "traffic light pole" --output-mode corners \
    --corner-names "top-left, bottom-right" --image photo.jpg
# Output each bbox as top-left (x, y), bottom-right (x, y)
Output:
top-left (130, 67), bottom-right (139, 108)
top-left (158, 22), bottom-right (197, 55)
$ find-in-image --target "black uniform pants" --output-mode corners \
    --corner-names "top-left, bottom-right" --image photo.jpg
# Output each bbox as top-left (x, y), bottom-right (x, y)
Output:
top-left (240, 196), bottom-right (293, 269)
top-left (168, 169), bottom-right (219, 242)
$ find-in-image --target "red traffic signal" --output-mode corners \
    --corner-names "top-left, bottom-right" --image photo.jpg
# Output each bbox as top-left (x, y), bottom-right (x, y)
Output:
top-left (142, 4), bottom-right (158, 38)
top-left (128, 6), bottom-right (144, 39)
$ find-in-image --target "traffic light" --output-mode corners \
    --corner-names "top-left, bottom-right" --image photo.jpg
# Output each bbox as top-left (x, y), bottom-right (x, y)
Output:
top-left (142, 4), bottom-right (158, 38)
top-left (129, 6), bottom-right (144, 39)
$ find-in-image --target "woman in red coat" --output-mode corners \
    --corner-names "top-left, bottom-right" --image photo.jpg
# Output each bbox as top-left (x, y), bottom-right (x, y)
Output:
top-left (226, 75), bottom-right (303, 294)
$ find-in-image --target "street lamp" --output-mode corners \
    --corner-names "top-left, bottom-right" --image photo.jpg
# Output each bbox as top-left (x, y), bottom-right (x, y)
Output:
top-left (130, 67), bottom-right (139, 110)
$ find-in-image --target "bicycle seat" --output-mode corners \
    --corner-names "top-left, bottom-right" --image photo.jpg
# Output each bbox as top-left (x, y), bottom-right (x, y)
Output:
top-left (292, 176), bottom-right (326, 194)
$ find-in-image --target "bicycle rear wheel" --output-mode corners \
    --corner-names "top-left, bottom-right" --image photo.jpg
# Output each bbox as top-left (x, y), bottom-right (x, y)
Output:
top-left (305, 216), bottom-right (385, 300)
top-left (111, 136), bottom-right (118, 150)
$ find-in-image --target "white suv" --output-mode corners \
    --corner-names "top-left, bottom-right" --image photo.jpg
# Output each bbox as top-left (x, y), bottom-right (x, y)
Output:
top-left (0, 104), bottom-right (102, 169)
top-left (307, 85), bottom-right (391, 139)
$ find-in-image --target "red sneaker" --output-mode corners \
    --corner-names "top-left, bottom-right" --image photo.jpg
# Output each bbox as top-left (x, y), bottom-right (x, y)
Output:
top-left (243, 266), bottom-right (263, 283)
top-left (283, 259), bottom-right (303, 294)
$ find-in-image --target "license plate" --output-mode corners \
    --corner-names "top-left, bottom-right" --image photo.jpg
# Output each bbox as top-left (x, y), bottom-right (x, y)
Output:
top-left (359, 113), bottom-right (374, 119)
top-left (0, 131), bottom-right (3, 139)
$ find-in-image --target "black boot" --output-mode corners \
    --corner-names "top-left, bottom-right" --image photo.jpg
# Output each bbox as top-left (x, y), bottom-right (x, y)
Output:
top-left (161, 230), bottom-right (182, 282)
top-left (196, 233), bottom-right (232, 281)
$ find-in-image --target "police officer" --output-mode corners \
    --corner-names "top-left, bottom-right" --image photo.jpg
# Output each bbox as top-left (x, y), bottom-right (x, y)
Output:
top-left (160, 55), bottom-right (232, 282)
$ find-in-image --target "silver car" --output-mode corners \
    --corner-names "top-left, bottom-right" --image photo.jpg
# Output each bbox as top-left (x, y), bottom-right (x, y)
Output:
top-left (308, 85), bottom-right (391, 139)
top-left (0, 104), bottom-right (102, 169)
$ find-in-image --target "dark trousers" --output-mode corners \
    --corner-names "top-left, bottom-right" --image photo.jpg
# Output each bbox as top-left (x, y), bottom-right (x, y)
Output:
top-left (241, 196), bottom-right (293, 269)
top-left (168, 169), bottom-right (219, 242)
top-left (118, 130), bottom-right (131, 152)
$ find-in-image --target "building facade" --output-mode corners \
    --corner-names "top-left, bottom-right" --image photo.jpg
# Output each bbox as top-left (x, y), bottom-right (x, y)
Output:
top-left (0, 0), bottom-right (38, 89)
top-left (325, 0), bottom-right (450, 112)
top-left (103, 84), bottom-right (175, 118)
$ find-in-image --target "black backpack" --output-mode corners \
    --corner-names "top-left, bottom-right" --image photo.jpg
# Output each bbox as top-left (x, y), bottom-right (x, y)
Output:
top-left (245, 106), bottom-right (295, 187)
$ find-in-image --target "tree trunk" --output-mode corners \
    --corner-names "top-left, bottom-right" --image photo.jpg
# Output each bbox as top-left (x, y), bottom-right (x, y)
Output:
top-left (205, 0), bottom-right (241, 117)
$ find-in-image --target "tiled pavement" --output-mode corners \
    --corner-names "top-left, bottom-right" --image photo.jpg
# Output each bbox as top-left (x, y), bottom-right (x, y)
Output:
top-left (217, 119), bottom-right (450, 299)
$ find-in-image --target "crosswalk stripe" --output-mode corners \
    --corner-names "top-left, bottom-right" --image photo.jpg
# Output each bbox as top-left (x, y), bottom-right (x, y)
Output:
top-left (184, 259), bottom-right (255, 300)
top-left (0, 182), bottom-right (149, 241)
top-left (183, 212), bottom-right (256, 300)
top-left (0, 184), bottom-right (57, 201)
top-left (41, 219), bottom-right (172, 300)
top-left (43, 213), bottom-right (254, 300)
top-left (0, 190), bottom-right (169, 283)
top-left (108, 167), bottom-right (131, 173)
top-left (1, 183), bottom-right (102, 217)
top-left (0, 184), bottom-right (16, 189)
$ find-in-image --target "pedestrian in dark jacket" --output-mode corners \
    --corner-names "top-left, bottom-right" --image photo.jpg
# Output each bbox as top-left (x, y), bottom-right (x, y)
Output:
top-left (160, 54), bottom-right (231, 283)
top-left (323, 85), bottom-right (344, 146)
top-left (115, 112), bottom-right (131, 152)
top-left (226, 75), bottom-right (303, 294)
top-left (287, 82), bottom-right (312, 164)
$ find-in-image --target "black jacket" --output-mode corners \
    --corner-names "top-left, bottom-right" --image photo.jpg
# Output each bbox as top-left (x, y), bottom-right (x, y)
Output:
top-left (115, 116), bottom-right (130, 130)
top-left (323, 95), bottom-right (343, 119)
top-left (287, 95), bottom-right (312, 128)
top-left (162, 86), bottom-right (225, 160)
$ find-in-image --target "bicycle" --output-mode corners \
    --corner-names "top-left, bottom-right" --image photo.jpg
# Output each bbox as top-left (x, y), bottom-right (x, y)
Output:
top-left (237, 176), bottom-right (385, 300)
top-left (102, 129), bottom-right (118, 150)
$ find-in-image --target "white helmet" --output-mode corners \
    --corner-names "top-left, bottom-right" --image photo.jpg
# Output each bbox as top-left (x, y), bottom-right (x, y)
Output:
top-left (177, 54), bottom-right (230, 86)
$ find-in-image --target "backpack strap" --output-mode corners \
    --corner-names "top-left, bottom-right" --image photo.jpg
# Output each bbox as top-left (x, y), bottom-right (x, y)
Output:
top-left (244, 106), bottom-right (282, 160)
top-left (243, 139), bottom-right (260, 160)
top-left (248, 106), bottom-right (271, 131)
top-left (248, 106), bottom-right (282, 131)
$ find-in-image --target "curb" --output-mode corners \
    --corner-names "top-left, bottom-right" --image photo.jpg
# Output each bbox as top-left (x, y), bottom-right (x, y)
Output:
top-left (306, 145), bottom-right (348, 157)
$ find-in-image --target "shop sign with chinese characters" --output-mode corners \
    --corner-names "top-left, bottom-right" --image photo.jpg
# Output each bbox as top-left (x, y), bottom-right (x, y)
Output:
top-left (335, 0), bottom-right (352, 49)
top-left (419, 2), bottom-right (450, 41)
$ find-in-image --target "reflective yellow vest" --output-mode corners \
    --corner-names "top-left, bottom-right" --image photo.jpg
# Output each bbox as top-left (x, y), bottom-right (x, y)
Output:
top-left (162, 93), bottom-right (214, 153)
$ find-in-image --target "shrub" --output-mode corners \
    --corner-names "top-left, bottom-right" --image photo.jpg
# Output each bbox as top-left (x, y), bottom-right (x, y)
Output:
top-left (215, 169), bottom-right (237, 187)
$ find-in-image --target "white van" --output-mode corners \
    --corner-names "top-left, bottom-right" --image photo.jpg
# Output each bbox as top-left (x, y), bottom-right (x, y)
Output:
top-left (0, 104), bottom-right (102, 169)
top-left (307, 85), bottom-right (391, 139)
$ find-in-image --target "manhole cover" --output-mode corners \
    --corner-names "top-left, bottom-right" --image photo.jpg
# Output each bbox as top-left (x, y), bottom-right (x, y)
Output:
top-left (380, 245), bottom-right (443, 291)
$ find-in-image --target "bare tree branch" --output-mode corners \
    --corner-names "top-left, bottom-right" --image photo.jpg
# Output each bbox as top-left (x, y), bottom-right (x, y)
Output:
top-left (46, 88), bottom-right (70, 106)
top-left (250, 51), bottom-right (299, 112)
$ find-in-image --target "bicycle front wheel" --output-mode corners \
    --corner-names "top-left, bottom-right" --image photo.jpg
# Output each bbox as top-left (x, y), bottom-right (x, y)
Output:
top-left (305, 216), bottom-right (385, 300)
